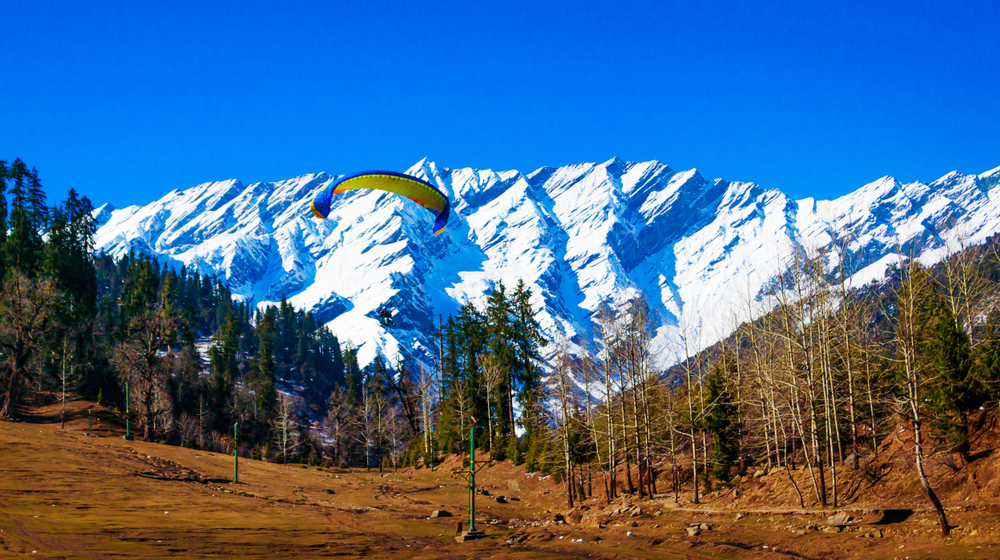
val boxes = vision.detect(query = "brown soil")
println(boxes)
[2,402,999,559]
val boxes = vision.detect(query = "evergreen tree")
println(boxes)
[27,166,49,232]
[209,302,240,428]
[705,352,741,483]
[0,160,8,279]
[4,159,41,275]
[925,298,977,457]
[485,281,515,437]
[250,309,278,421]
[343,342,362,404]
[167,341,204,419]
[456,301,488,448]
[977,318,1000,400]
[437,315,463,452]
[511,278,544,459]
[118,254,159,329]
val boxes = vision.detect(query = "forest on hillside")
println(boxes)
[572,234,1000,536]
[4,158,1000,537]
[0,158,551,472]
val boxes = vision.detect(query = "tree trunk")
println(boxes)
[620,390,634,494]
[914,416,950,536]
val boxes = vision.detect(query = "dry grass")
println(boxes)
[2,402,1000,558]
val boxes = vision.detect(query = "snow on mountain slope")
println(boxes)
[93,159,1000,368]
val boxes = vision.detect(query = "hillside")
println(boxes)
[663,231,1000,388]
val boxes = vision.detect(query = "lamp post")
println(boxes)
[451,417,486,541]
[469,422,477,532]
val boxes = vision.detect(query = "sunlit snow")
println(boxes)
[93,159,1000,371]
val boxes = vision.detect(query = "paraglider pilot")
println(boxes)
[377,305,395,327]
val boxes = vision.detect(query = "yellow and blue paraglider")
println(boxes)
[311,171,451,235]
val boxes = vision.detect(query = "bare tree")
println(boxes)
[893,258,951,536]
[272,393,302,463]
[478,353,504,456]
[177,412,201,447]
[620,299,655,497]
[579,345,612,504]
[451,375,474,453]
[353,374,387,471]
[385,403,408,472]
[553,340,577,508]
[609,310,636,495]
[675,313,705,504]
[594,301,619,500]
[113,308,176,441]
[58,335,78,429]
[941,232,994,344]
[0,273,60,419]
[320,386,353,465]
[418,364,436,465]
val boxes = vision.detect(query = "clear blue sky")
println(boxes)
[2,0,998,208]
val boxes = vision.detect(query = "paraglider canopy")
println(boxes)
[311,171,451,235]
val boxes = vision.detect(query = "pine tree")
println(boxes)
[27,166,49,232]
[511,278,544,456]
[925,298,977,458]
[4,159,41,275]
[485,282,515,437]
[0,160,8,280]
[251,310,278,421]
[457,301,488,448]
[705,352,741,483]
[977,318,1000,400]
[437,315,463,452]
[167,341,204,419]
[209,302,240,428]
[343,342,362,404]
[119,255,160,329]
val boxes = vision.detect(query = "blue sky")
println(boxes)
[2,0,998,208]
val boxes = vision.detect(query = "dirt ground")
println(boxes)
[2,402,1000,559]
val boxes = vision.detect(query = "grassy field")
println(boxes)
[3,402,1000,559]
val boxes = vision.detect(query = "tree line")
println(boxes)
[316,279,548,471]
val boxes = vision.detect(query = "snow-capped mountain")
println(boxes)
[92,159,1000,369]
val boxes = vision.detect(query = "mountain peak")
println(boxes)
[91,203,117,228]
[405,158,442,185]
[93,158,1000,369]
[601,156,627,171]
[979,165,1000,179]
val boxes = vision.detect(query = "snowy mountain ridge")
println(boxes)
[92,159,1000,369]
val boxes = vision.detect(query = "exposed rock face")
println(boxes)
[828,513,853,527]
[564,508,583,524]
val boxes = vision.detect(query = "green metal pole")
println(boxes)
[233,423,239,483]
[124,381,133,441]
[469,423,476,532]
